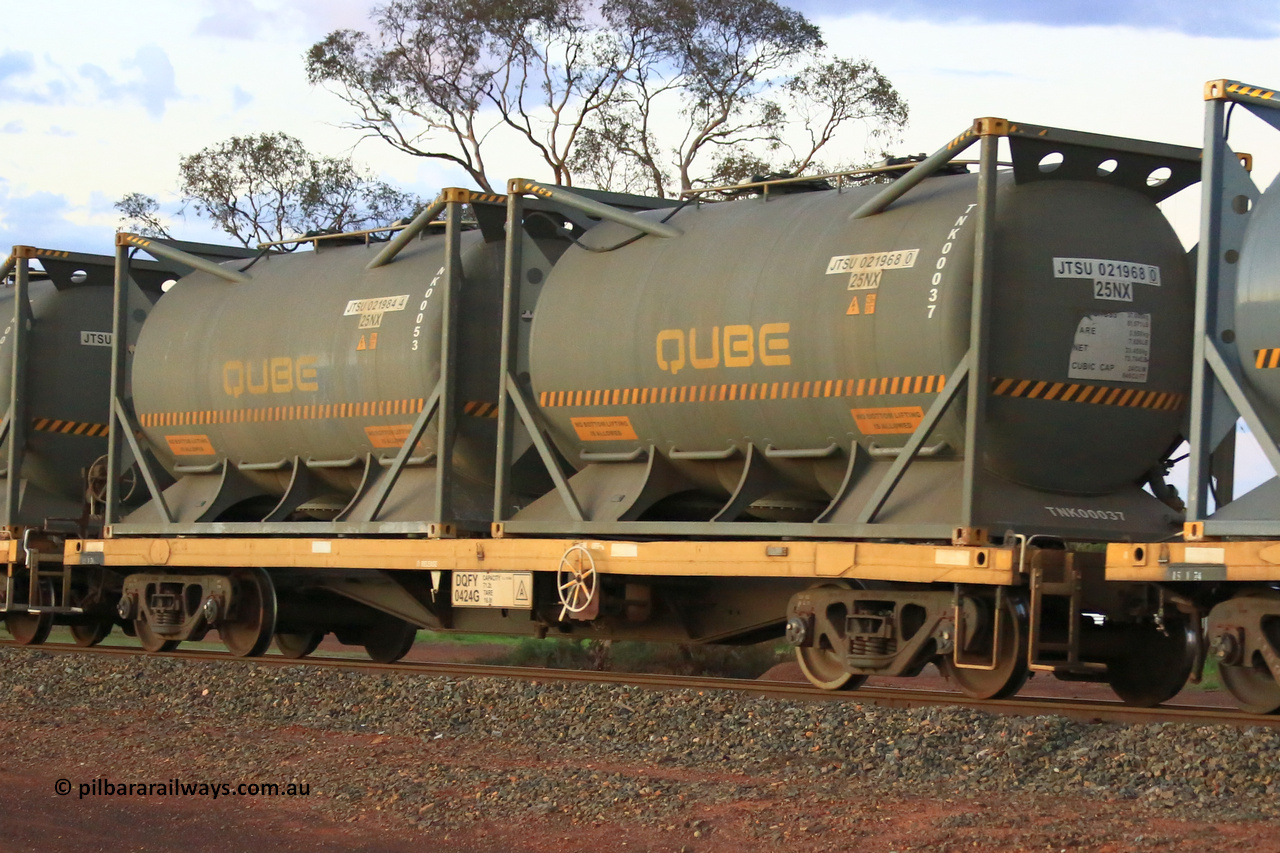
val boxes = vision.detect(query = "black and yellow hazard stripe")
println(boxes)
[442,187,508,205]
[1254,349,1280,369]
[463,401,500,418]
[1226,82,1276,100]
[138,398,503,428]
[514,180,555,198]
[538,374,947,408]
[32,418,109,437]
[990,377,1186,411]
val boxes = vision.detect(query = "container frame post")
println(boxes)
[104,240,129,527]
[3,248,33,529]
[433,194,463,523]
[959,125,1003,530]
[106,237,174,527]
[492,190,524,523]
[1187,97,1228,522]
[492,180,586,526]
[1186,80,1280,538]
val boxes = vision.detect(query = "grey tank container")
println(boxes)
[1234,172,1280,428]
[0,252,168,527]
[519,172,1192,534]
[130,232,508,526]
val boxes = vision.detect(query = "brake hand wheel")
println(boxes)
[557,545,598,621]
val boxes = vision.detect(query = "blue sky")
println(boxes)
[2,0,1279,492]
[796,0,1280,39]
[3,0,1279,253]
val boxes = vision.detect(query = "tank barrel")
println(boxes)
[117,233,250,284]
[849,120,991,220]
[365,194,449,270]
[510,179,683,239]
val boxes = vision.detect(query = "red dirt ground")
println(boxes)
[1,638,1265,852]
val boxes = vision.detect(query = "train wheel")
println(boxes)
[796,644,868,691]
[69,587,113,647]
[275,631,323,660]
[5,580,54,646]
[1106,616,1195,707]
[70,619,113,647]
[133,617,179,653]
[941,593,1030,700]
[1220,661,1280,715]
[794,580,867,691]
[1217,589,1280,714]
[363,619,417,663]
[221,569,277,658]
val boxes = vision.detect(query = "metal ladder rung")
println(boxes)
[1029,554,1083,670]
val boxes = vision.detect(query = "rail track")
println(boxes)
[3,639,1275,730]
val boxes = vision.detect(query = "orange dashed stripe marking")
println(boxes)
[990,377,1187,411]
[536,375,949,407]
[137,397,499,428]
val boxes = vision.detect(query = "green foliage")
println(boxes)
[117,133,421,248]
[113,192,173,239]
[308,0,908,196]
[174,132,421,247]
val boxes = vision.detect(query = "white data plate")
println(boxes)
[1069,312,1150,383]
[452,572,534,609]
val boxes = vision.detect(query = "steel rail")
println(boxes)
[2,641,1273,729]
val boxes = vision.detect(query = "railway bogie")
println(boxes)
[7,79,1280,716]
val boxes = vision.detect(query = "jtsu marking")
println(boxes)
[1053,257,1161,287]
[80,331,113,347]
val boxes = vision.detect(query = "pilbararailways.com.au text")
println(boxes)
[55,778,310,800]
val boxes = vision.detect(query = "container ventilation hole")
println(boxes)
[161,279,177,292]
[1146,166,1172,187]
[1096,159,1118,176]
[1232,195,1252,215]
[1038,152,1064,173]
[70,269,88,284]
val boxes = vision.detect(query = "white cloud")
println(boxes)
[0,50,73,105]
[0,182,105,252]
[78,45,180,119]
